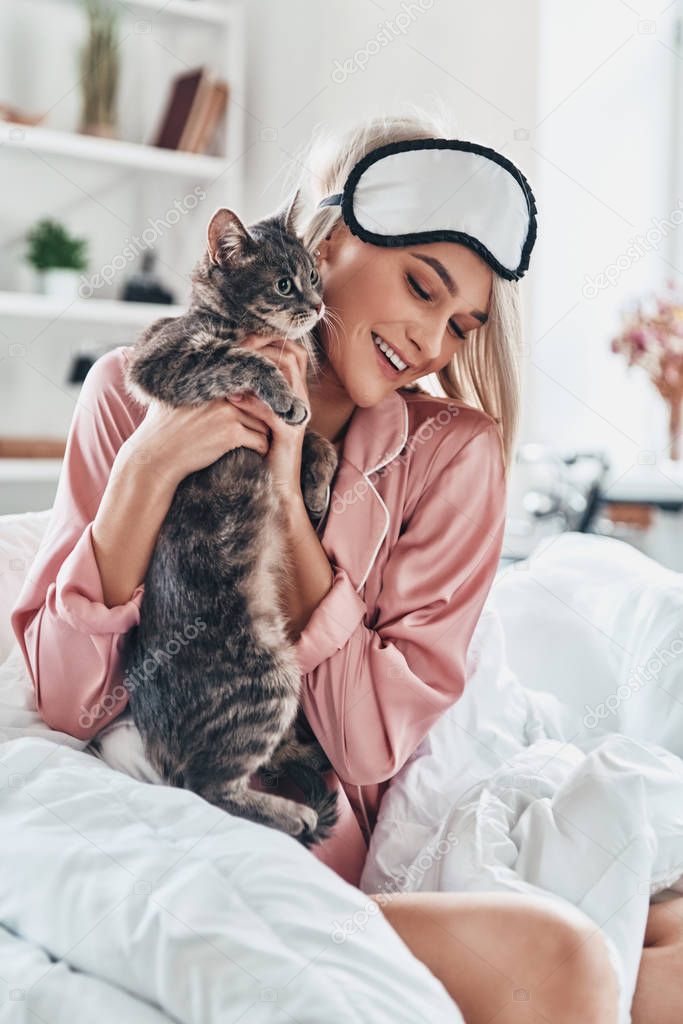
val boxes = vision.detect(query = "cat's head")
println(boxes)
[191,190,325,346]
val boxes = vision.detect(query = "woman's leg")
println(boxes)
[632,894,683,1024]
[371,891,619,1024]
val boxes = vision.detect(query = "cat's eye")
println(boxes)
[275,277,293,296]
[310,267,320,287]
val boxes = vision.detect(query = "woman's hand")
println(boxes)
[122,395,271,489]
[229,335,311,508]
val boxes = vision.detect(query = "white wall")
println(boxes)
[530,0,680,468]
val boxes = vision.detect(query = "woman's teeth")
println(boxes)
[372,332,407,372]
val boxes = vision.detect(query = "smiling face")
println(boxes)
[313,222,493,406]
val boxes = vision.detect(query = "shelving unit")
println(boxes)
[0,120,232,178]
[0,290,186,326]
[0,0,246,511]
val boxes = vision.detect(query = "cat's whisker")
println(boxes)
[319,308,344,361]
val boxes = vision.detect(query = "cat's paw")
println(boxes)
[301,433,337,518]
[302,473,329,518]
[282,396,310,426]
[292,804,319,846]
[257,380,309,425]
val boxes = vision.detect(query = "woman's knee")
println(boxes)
[373,891,619,1024]
[528,902,619,1024]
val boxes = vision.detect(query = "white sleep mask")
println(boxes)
[317,137,538,281]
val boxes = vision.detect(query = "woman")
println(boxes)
[11,110,678,1023]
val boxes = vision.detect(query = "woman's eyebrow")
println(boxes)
[408,252,489,324]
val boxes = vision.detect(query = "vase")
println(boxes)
[37,269,82,301]
[668,395,682,461]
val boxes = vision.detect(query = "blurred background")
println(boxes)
[1,0,682,568]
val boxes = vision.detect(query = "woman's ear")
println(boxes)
[315,224,341,264]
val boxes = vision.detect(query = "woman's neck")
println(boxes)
[306,361,356,452]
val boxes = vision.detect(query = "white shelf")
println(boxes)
[112,0,233,23]
[0,121,230,178]
[60,0,235,24]
[0,291,186,327]
[0,459,62,482]
[22,0,234,25]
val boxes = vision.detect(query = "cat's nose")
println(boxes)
[314,302,323,314]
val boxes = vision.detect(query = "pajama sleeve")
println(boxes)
[10,348,145,740]
[293,421,508,787]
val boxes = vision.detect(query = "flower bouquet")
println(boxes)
[610,280,683,460]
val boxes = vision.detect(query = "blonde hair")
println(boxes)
[282,105,524,474]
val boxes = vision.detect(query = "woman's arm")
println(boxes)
[225,339,337,641]
[93,447,178,609]
[284,421,508,787]
[10,346,270,740]
[278,495,334,642]
[10,350,154,738]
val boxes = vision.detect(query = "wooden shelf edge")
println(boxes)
[0,438,67,459]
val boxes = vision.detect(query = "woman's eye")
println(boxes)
[310,267,320,287]
[275,277,293,296]
[406,273,430,301]
[448,320,466,340]
[407,274,466,340]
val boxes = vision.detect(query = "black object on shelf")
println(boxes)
[67,353,97,384]
[120,251,175,305]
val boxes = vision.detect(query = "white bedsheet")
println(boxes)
[362,532,683,1024]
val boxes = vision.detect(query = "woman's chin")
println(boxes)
[345,378,391,407]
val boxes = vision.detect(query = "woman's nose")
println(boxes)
[410,328,442,365]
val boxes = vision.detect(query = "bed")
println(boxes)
[2,510,683,1023]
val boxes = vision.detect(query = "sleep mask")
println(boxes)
[317,137,538,281]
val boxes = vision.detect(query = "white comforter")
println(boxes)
[4,512,683,1024]
[362,532,683,1024]
[0,645,457,1023]
[0,510,457,1021]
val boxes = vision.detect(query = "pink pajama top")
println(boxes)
[11,346,507,888]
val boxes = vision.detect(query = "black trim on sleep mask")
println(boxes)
[317,137,538,281]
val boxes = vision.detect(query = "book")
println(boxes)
[183,80,229,154]
[152,68,207,151]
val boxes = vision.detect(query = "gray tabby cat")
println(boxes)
[121,191,340,845]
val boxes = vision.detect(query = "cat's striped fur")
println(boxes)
[121,193,339,845]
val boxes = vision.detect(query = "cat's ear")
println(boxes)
[273,188,303,236]
[207,208,254,265]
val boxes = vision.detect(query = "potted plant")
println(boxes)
[25,219,88,300]
[611,279,683,460]
[80,0,119,138]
